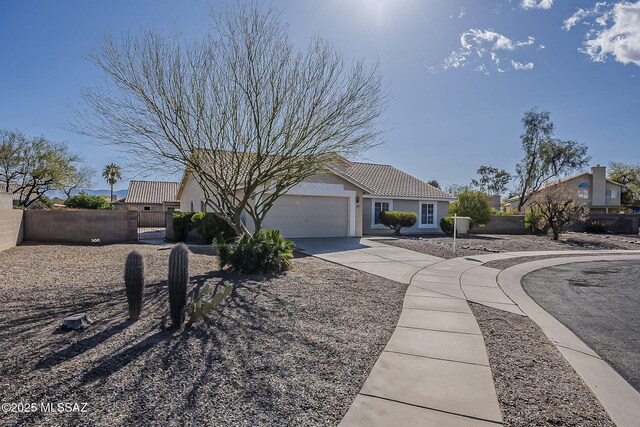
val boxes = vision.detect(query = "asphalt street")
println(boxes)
[522,260,640,392]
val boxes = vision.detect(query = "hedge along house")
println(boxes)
[123,180,181,212]
[177,159,455,238]
[506,165,625,214]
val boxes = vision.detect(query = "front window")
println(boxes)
[421,203,435,225]
[577,188,589,199]
[200,200,206,212]
[374,201,390,225]
[606,189,617,198]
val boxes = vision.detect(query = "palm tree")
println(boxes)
[102,163,122,203]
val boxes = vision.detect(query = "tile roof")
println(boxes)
[125,180,179,204]
[342,162,454,200]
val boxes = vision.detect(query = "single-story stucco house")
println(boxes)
[123,180,181,212]
[506,165,625,213]
[177,160,455,238]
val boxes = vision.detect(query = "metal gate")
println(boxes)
[137,211,166,240]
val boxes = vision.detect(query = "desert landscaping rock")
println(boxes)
[470,302,614,427]
[0,243,406,426]
[378,233,640,260]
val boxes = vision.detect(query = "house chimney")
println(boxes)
[591,165,606,206]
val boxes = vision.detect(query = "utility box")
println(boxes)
[455,216,472,235]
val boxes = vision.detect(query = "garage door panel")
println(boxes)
[264,195,348,238]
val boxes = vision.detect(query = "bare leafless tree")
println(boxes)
[530,184,587,240]
[72,3,387,235]
[62,165,95,198]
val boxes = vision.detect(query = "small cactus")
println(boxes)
[124,250,145,321]
[168,244,189,327]
[185,284,232,327]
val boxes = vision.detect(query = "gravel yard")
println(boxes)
[0,243,406,426]
[470,303,614,427]
[377,232,640,260]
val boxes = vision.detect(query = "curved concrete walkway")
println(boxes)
[296,238,640,426]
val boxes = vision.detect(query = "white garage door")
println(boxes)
[263,195,349,238]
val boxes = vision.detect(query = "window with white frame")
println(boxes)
[577,188,589,199]
[373,200,391,225]
[420,202,435,227]
[605,189,617,198]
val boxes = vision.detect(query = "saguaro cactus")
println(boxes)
[124,250,145,321]
[168,243,189,327]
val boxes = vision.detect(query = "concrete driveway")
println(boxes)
[293,238,443,284]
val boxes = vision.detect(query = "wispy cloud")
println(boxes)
[521,0,554,10]
[511,60,535,70]
[441,29,537,74]
[563,1,640,67]
[450,7,466,20]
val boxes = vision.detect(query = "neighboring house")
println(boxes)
[177,160,455,238]
[507,165,624,213]
[123,180,181,212]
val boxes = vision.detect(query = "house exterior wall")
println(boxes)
[0,192,12,210]
[123,203,164,212]
[0,208,23,252]
[178,172,364,237]
[362,198,450,235]
[591,166,606,206]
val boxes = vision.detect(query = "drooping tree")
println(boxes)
[102,163,122,203]
[471,165,512,196]
[514,109,590,211]
[73,3,387,236]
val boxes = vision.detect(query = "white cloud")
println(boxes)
[562,2,609,31]
[564,1,640,67]
[442,29,537,74]
[522,0,554,10]
[511,60,535,70]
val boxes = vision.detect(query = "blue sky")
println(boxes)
[1,0,638,192]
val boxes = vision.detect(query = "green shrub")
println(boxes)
[217,229,295,274]
[524,207,545,234]
[440,217,454,235]
[64,192,111,210]
[191,212,236,244]
[450,190,492,228]
[379,210,418,235]
[172,212,196,241]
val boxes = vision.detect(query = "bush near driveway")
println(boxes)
[217,229,295,274]
[191,212,237,244]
